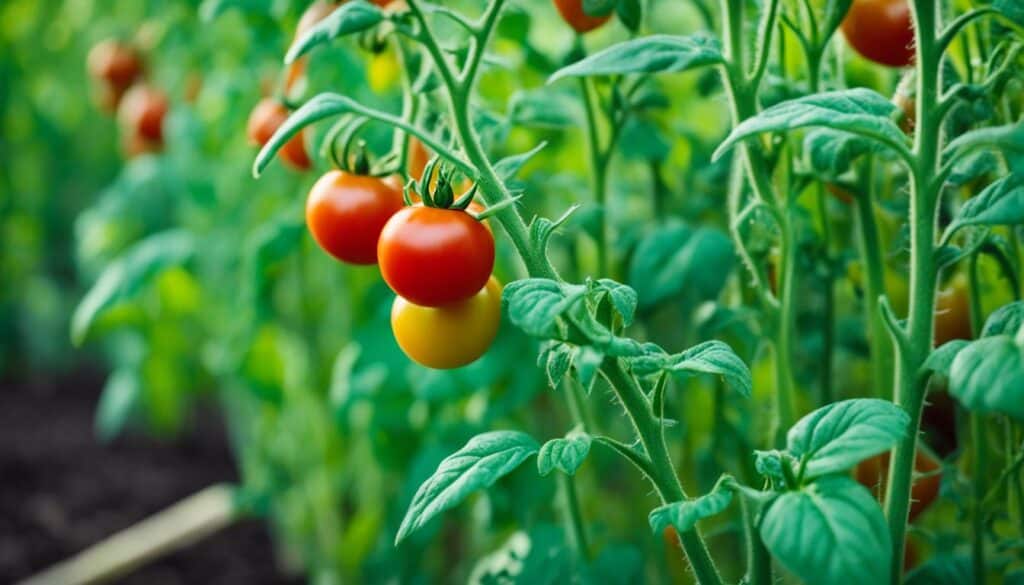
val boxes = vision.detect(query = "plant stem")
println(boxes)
[853,158,892,399]
[559,473,591,561]
[884,1,942,582]
[741,496,772,585]
[968,254,988,583]
[579,75,611,278]
[816,185,835,406]
[601,358,723,585]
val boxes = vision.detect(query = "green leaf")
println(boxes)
[615,0,642,32]
[648,476,733,535]
[921,340,970,378]
[198,0,265,22]
[628,223,734,310]
[714,89,906,161]
[786,399,909,480]
[949,335,1024,420]
[494,142,548,180]
[503,279,587,338]
[982,301,1024,337]
[951,174,1024,230]
[539,342,574,388]
[946,121,1024,159]
[905,554,973,585]
[761,476,891,584]
[804,128,880,178]
[591,279,638,326]
[95,367,141,441]
[71,230,195,345]
[548,34,724,83]
[508,88,581,128]
[529,205,579,257]
[631,340,751,397]
[582,0,616,17]
[994,0,1024,26]
[574,346,604,390]
[537,430,592,476]
[284,1,385,64]
[396,431,540,544]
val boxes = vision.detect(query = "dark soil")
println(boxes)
[0,367,300,585]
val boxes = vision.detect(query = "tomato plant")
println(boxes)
[14,0,1023,583]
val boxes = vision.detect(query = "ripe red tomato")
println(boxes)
[841,0,915,67]
[553,0,612,34]
[391,276,502,369]
[306,170,404,264]
[87,39,144,92]
[118,85,168,145]
[934,276,972,347]
[246,98,312,171]
[378,205,495,307]
[854,447,941,522]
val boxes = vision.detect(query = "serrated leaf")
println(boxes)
[549,34,723,83]
[537,431,592,476]
[503,279,587,338]
[396,431,539,544]
[982,301,1024,337]
[761,476,891,584]
[951,174,1024,230]
[591,279,638,326]
[949,336,1024,420]
[541,342,574,388]
[648,476,733,535]
[508,88,581,128]
[714,89,905,161]
[574,346,604,390]
[631,341,751,397]
[284,1,384,64]
[804,127,880,178]
[786,399,909,480]
[72,230,195,345]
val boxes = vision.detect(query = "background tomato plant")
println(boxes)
[3,0,1024,583]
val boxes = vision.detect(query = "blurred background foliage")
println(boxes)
[1,0,975,582]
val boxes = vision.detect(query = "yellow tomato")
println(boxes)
[391,276,501,369]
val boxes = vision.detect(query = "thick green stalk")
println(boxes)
[559,473,590,560]
[601,359,723,585]
[883,1,942,582]
[816,186,835,406]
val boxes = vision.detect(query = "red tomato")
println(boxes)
[87,39,144,92]
[554,0,612,34]
[306,170,404,264]
[391,276,502,369]
[407,136,431,182]
[378,205,495,307]
[118,85,168,145]
[841,0,915,67]
[854,447,941,522]
[246,98,311,171]
[934,276,972,347]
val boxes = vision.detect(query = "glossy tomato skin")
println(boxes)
[87,39,144,91]
[841,0,915,67]
[118,85,168,146]
[306,171,404,265]
[391,276,502,369]
[554,0,612,34]
[378,206,495,307]
[855,448,941,522]
[247,98,311,171]
[934,276,972,347]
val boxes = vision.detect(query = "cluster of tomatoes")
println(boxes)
[87,39,170,158]
[244,0,500,370]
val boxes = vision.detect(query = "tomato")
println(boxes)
[87,39,144,92]
[391,276,502,369]
[378,205,495,307]
[407,136,431,181]
[841,0,915,68]
[306,170,404,264]
[117,85,168,146]
[553,0,612,34]
[854,447,941,522]
[921,387,958,458]
[934,275,972,347]
[246,98,312,172]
